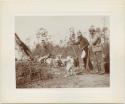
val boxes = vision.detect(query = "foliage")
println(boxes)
[16,61,53,88]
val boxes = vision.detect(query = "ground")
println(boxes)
[16,62,110,88]
[23,73,109,88]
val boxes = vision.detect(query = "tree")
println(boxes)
[36,27,50,43]
[69,27,76,43]
[34,27,53,56]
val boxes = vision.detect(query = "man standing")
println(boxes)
[89,26,105,74]
[72,31,93,71]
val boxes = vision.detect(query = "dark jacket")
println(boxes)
[73,35,89,50]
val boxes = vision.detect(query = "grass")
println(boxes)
[16,60,53,88]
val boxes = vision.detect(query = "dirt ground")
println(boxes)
[22,73,109,88]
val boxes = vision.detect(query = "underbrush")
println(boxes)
[16,60,53,88]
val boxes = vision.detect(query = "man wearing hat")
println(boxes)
[89,26,105,74]
[72,30,93,71]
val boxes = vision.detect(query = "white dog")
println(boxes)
[64,56,76,77]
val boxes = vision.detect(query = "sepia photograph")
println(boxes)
[0,0,125,103]
[15,16,110,88]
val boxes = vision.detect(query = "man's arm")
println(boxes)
[72,41,80,45]
[70,37,80,45]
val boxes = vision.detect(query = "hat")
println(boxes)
[89,25,96,32]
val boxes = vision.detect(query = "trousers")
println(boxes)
[83,47,93,70]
